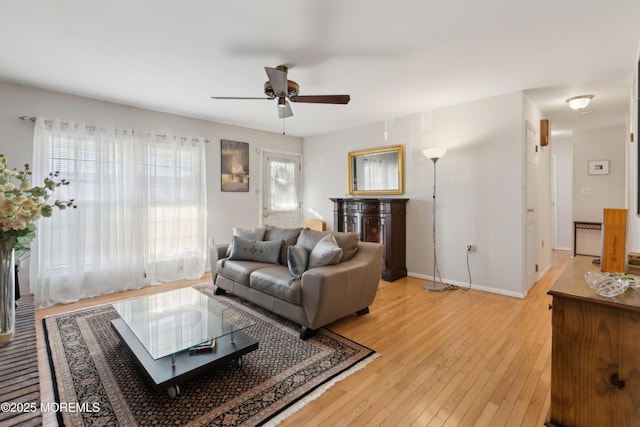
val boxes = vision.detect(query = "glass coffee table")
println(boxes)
[111,287,258,398]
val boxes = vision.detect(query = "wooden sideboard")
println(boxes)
[330,198,408,281]
[546,256,640,426]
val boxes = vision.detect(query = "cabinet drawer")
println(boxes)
[346,202,383,213]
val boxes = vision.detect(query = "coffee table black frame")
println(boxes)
[112,318,258,397]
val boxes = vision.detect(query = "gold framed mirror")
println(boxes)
[348,145,404,195]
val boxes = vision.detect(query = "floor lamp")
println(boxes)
[423,147,448,291]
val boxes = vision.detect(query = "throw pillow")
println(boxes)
[228,235,282,264]
[297,228,331,253]
[225,226,267,257]
[308,234,343,268]
[333,232,359,262]
[287,245,309,280]
[264,226,304,265]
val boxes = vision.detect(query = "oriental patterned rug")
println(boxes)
[43,283,377,426]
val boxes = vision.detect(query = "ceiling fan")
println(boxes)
[211,65,350,119]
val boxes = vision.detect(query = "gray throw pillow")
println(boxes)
[308,234,343,268]
[287,245,309,280]
[333,232,359,262]
[297,228,331,253]
[264,226,303,265]
[225,226,267,257]
[228,235,282,264]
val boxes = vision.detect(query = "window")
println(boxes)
[31,118,207,306]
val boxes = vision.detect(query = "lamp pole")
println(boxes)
[422,147,447,292]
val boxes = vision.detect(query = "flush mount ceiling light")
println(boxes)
[566,95,594,110]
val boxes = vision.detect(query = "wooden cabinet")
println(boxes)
[546,256,640,426]
[330,198,408,281]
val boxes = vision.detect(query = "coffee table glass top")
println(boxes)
[112,287,254,360]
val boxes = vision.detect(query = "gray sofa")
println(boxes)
[210,226,383,339]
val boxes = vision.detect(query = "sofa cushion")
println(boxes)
[228,235,282,264]
[287,245,309,280]
[296,228,331,253]
[333,232,359,262]
[216,258,270,286]
[309,234,343,268]
[225,226,267,257]
[264,226,303,264]
[250,266,302,305]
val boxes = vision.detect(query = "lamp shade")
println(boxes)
[566,95,593,110]
[422,147,448,160]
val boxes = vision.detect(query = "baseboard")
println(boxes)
[537,263,552,282]
[407,272,526,299]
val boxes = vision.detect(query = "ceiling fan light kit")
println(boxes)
[211,65,350,120]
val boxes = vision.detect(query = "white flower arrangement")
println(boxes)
[0,154,76,253]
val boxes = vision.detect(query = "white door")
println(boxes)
[261,151,302,227]
[526,122,538,290]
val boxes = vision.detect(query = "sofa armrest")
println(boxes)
[300,242,383,329]
[209,243,230,276]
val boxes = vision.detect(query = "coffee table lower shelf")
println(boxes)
[111,318,259,397]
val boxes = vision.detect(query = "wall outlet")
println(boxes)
[467,244,474,253]
[581,187,592,195]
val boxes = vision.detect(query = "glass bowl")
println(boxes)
[584,272,630,297]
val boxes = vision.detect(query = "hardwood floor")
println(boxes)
[35,251,572,426]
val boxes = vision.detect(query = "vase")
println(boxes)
[0,245,15,345]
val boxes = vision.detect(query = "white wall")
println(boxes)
[304,91,544,297]
[572,125,626,224]
[0,82,302,292]
[550,134,573,250]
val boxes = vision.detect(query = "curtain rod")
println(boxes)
[19,115,210,143]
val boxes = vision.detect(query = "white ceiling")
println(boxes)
[1,1,639,138]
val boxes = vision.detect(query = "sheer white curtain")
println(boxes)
[363,159,384,190]
[31,117,207,307]
[268,159,298,211]
[140,133,208,284]
[363,157,398,190]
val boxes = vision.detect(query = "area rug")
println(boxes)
[43,283,377,426]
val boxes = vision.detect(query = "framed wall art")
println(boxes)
[588,159,609,176]
[220,139,249,192]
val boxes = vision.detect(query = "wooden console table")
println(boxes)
[546,256,640,426]
[573,221,601,257]
[331,198,408,281]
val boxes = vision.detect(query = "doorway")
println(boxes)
[525,121,538,290]
[261,150,302,227]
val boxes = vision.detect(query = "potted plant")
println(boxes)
[0,154,75,345]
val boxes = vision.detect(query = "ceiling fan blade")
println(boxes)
[278,100,293,119]
[289,95,351,104]
[265,67,288,97]
[211,96,271,100]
